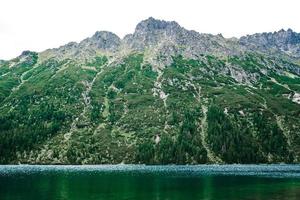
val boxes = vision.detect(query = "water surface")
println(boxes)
[0,165,300,200]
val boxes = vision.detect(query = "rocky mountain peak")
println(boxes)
[91,31,120,41]
[37,18,300,63]
[80,31,121,51]
[124,17,240,63]
[135,17,181,33]
[40,31,121,61]
[276,28,300,44]
[240,29,299,45]
[7,50,39,67]
[18,50,37,60]
[239,28,300,57]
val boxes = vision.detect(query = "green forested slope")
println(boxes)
[0,51,299,164]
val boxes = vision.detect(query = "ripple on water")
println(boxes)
[0,164,300,178]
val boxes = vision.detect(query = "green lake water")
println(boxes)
[0,165,300,200]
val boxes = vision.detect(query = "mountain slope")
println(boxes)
[0,18,299,164]
[240,29,300,59]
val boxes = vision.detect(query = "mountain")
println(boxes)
[0,17,299,164]
[240,29,300,59]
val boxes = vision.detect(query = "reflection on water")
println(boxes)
[0,165,300,200]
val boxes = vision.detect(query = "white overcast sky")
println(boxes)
[0,0,299,60]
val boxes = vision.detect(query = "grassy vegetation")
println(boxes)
[0,52,299,164]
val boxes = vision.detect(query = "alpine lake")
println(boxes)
[0,165,300,200]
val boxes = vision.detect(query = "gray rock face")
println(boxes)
[80,31,121,51]
[20,50,35,57]
[239,29,300,58]
[124,17,182,49]
[41,31,121,61]
[135,17,181,33]
[37,17,300,64]
[123,17,240,65]
[17,51,38,66]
